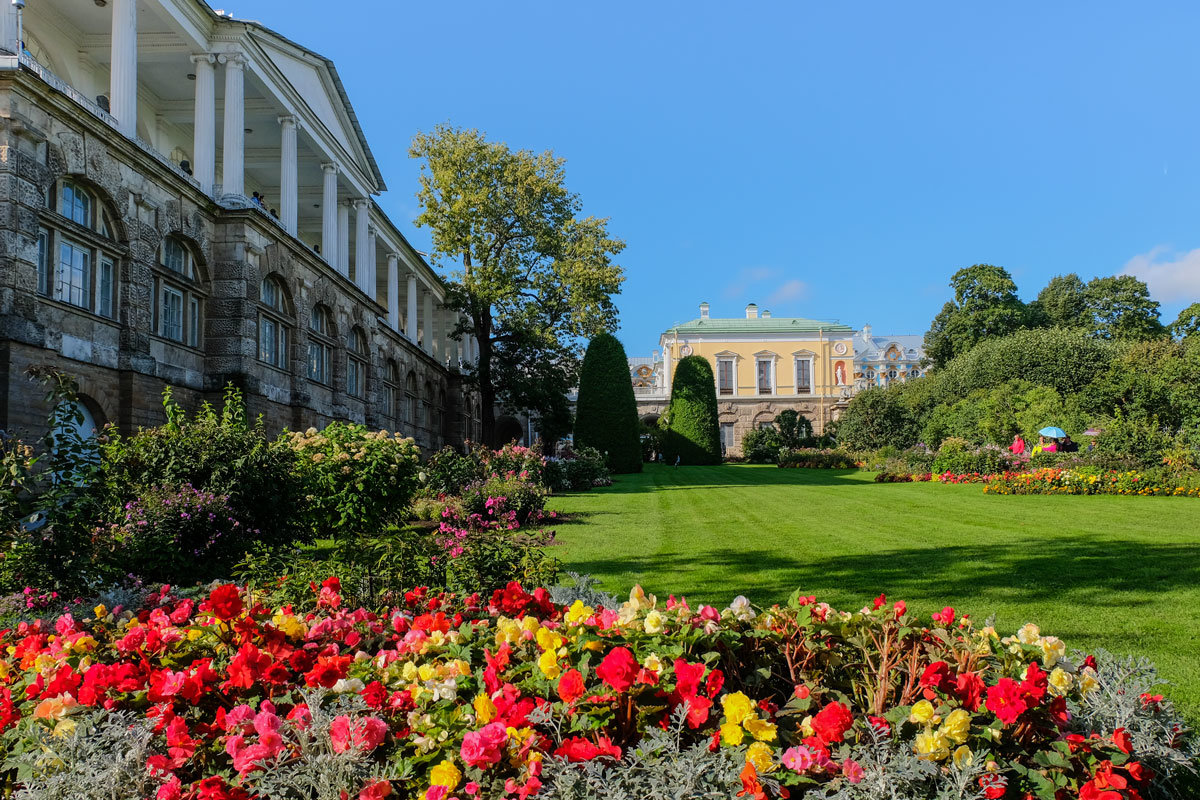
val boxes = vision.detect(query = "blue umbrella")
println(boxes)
[1039,426,1067,438]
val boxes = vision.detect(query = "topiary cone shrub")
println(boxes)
[664,355,721,465]
[574,333,643,474]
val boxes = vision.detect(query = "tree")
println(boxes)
[774,409,814,449]
[834,387,920,450]
[1083,276,1166,341]
[662,356,721,465]
[1170,302,1200,340]
[923,265,1029,367]
[574,333,642,473]
[410,125,626,446]
[1030,273,1089,329]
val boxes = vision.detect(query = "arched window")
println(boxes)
[258,275,291,369]
[383,360,401,422]
[39,179,120,318]
[153,236,205,346]
[422,380,433,429]
[307,305,334,384]
[405,372,418,424]
[347,327,368,398]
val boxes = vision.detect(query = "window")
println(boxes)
[717,358,735,396]
[37,230,48,295]
[307,306,333,384]
[756,359,773,395]
[795,357,813,395]
[60,181,90,227]
[406,372,418,424]
[719,422,735,452]
[422,381,433,428]
[40,181,120,318]
[56,240,91,308]
[888,369,898,380]
[383,361,401,421]
[153,237,204,347]
[258,276,290,368]
[98,257,114,319]
[347,327,368,398]
[161,286,184,342]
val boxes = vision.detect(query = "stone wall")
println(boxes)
[0,71,475,448]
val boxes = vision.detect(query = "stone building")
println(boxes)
[852,326,927,390]
[0,0,480,448]
[636,302,856,455]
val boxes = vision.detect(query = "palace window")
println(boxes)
[422,381,433,428]
[383,360,401,421]
[756,358,774,395]
[258,276,291,368]
[39,180,120,319]
[307,305,333,384]
[719,422,735,452]
[152,236,204,346]
[347,327,368,398]
[795,356,813,395]
[406,372,418,424]
[717,358,735,396]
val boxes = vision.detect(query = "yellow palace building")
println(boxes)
[636,302,857,455]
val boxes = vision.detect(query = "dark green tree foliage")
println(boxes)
[1082,276,1166,341]
[924,265,1029,367]
[741,428,783,463]
[574,333,643,473]
[663,356,721,465]
[833,387,921,450]
[774,409,814,449]
[1030,273,1089,329]
[1169,302,1200,340]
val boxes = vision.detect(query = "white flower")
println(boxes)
[331,677,364,694]
[727,595,756,622]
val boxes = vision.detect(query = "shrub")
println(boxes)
[742,427,784,463]
[284,422,421,537]
[574,333,643,474]
[460,474,548,526]
[420,446,484,497]
[835,387,921,450]
[778,448,859,469]
[662,355,721,465]
[1094,412,1175,469]
[930,438,1019,475]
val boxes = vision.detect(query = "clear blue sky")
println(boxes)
[236,0,1200,354]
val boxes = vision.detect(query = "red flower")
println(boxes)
[931,606,956,627]
[919,661,952,697]
[1113,727,1133,754]
[811,701,853,744]
[595,647,639,693]
[304,655,350,688]
[985,677,1028,725]
[553,735,622,762]
[358,781,392,800]
[1021,662,1047,703]
[736,762,768,800]
[705,668,725,698]
[557,669,585,704]
[208,584,243,621]
[953,671,985,711]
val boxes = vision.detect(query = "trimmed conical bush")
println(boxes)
[574,333,643,473]
[663,355,721,465]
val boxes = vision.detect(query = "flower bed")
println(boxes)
[982,468,1200,497]
[0,581,1195,799]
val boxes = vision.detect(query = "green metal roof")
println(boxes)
[666,317,855,335]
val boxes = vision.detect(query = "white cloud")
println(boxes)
[768,279,809,305]
[1120,246,1200,304]
[721,266,781,299]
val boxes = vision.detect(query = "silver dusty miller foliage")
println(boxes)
[547,571,619,610]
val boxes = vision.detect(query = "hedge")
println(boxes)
[574,333,643,474]
[663,355,721,465]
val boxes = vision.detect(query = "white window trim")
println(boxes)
[161,284,184,342]
[716,356,738,397]
[794,355,815,396]
[754,357,776,396]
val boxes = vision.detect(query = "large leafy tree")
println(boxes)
[1082,275,1165,341]
[1030,273,1089,329]
[574,333,642,473]
[924,264,1029,367]
[410,125,626,445]
[1169,302,1200,340]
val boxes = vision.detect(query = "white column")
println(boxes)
[406,274,418,342]
[353,199,370,294]
[190,55,216,194]
[321,163,338,267]
[366,225,378,301]
[443,311,454,365]
[219,53,247,200]
[663,345,673,395]
[387,254,400,331]
[278,115,299,235]
[110,0,138,137]
[337,201,350,277]
[423,290,435,355]
[0,4,18,56]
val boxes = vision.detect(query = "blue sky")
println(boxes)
[236,1,1200,354]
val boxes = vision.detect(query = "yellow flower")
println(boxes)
[538,648,561,680]
[745,741,774,773]
[52,718,77,738]
[536,627,564,652]
[474,692,497,724]
[721,721,745,746]
[914,729,951,761]
[643,654,664,672]
[1040,636,1066,668]
[1048,668,1074,696]
[644,610,665,635]
[721,692,755,726]
[401,662,419,682]
[417,663,437,682]
[186,627,203,642]
[940,709,971,745]
[429,759,462,790]
[908,700,935,725]
[952,745,974,769]
[565,600,593,625]
[93,604,107,619]
[1017,623,1041,645]
[744,717,777,742]
[1079,667,1100,695]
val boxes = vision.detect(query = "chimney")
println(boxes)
[699,301,710,320]
[745,303,758,319]
[762,309,772,319]
[862,323,872,339]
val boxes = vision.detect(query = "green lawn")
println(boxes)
[549,463,1200,718]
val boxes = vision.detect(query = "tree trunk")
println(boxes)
[477,308,499,447]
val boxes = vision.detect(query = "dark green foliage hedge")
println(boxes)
[741,427,783,463]
[663,356,721,465]
[574,333,643,474]
[833,387,921,450]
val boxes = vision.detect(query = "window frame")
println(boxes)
[257,276,291,370]
[38,182,121,320]
[346,327,368,399]
[794,355,814,396]
[755,358,774,396]
[383,361,401,422]
[307,306,334,385]
[151,236,206,349]
[717,357,736,396]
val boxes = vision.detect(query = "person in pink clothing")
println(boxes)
[1009,434,1026,455]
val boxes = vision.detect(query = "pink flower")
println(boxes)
[842,758,865,783]
[330,716,389,753]
[460,721,508,768]
[782,745,816,772]
[424,787,448,800]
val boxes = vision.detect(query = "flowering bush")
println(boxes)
[982,467,1200,497]
[543,446,610,492]
[778,449,859,470]
[0,580,1193,799]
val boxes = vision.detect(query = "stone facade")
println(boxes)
[0,69,477,447]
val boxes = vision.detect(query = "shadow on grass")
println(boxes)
[589,464,871,495]
[565,537,1200,610]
